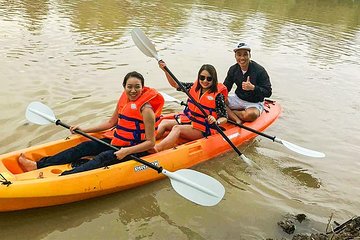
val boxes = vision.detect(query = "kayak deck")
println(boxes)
[0,101,281,211]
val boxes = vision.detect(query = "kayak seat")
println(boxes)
[2,157,24,174]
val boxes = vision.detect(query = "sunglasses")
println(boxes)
[199,75,213,82]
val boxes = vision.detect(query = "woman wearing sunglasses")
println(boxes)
[154,61,228,152]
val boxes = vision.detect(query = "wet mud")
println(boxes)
[268,214,360,240]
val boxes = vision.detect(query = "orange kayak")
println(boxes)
[0,101,281,212]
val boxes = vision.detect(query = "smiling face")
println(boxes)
[235,49,251,70]
[125,77,143,101]
[198,70,214,90]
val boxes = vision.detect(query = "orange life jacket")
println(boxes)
[160,112,191,125]
[174,111,191,124]
[104,87,164,147]
[187,83,228,136]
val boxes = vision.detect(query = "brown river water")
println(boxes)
[0,0,359,239]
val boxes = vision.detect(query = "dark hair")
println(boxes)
[195,64,218,93]
[123,71,145,87]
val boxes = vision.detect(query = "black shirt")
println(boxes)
[223,60,272,103]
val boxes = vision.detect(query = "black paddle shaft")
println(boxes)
[163,66,244,157]
[55,120,163,173]
[228,120,276,141]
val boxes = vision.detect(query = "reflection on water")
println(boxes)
[0,182,166,239]
[64,0,131,45]
[282,166,321,188]
[22,0,49,33]
[1,0,360,239]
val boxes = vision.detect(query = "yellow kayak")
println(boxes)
[0,101,281,212]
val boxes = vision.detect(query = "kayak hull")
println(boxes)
[0,102,281,211]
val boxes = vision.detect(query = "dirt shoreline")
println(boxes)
[267,214,360,240]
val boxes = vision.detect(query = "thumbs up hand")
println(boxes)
[242,76,255,91]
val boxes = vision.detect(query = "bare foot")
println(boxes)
[18,153,37,172]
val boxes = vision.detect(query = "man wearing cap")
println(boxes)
[224,42,272,122]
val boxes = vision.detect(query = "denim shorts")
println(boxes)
[227,94,264,113]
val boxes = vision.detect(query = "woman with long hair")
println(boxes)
[154,61,228,152]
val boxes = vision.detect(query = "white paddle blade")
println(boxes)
[163,169,225,206]
[26,101,57,125]
[131,28,160,61]
[160,91,183,104]
[279,139,325,158]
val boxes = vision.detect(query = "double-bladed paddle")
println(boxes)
[25,101,225,206]
[160,92,325,158]
[131,28,255,167]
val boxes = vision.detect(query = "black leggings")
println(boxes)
[36,138,147,175]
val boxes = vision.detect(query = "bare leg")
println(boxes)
[226,106,242,124]
[156,119,178,140]
[233,107,260,122]
[155,125,203,152]
[18,153,37,172]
